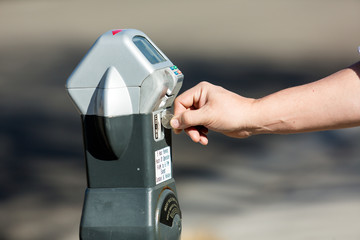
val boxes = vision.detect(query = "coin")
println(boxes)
[161,113,174,129]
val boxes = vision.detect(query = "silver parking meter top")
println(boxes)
[66,29,183,117]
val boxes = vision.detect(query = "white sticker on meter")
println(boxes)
[155,146,172,185]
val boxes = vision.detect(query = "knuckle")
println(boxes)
[181,111,193,125]
[198,81,211,88]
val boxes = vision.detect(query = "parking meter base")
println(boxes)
[80,181,181,240]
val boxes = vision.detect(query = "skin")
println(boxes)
[170,62,360,145]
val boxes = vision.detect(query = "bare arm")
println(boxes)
[171,62,360,145]
[252,62,360,134]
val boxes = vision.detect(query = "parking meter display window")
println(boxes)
[133,36,166,64]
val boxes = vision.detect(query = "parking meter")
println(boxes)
[66,29,183,240]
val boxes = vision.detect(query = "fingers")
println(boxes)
[171,107,209,130]
[173,83,203,115]
[185,126,209,145]
[171,82,211,129]
[172,125,209,145]
[173,128,183,134]
[173,81,211,116]
[171,81,213,145]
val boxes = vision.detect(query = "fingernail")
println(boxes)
[170,118,180,128]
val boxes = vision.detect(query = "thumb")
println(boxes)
[171,108,208,129]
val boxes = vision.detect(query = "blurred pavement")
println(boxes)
[0,1,360,239]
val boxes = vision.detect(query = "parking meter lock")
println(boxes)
[66,29,183,240]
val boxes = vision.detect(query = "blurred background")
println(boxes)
[1,0,360,239]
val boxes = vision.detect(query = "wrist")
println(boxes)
[231,96,266,138]
[245,98,278,136]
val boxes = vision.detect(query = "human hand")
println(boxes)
[170,81,256,145]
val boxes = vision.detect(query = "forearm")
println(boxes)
[250,62,360,135]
